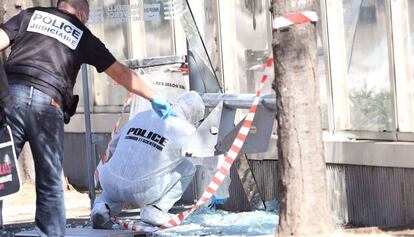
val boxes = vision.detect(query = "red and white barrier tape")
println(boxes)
[273,11,318,29]
[113,218,159,233]
[94,92,134,186]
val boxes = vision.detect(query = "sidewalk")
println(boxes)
[3,183,91,224]
[4,184,414,236]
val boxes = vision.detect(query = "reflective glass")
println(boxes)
[73,0,176,106]
[179,0,222,93]
[399,2,414,132]
[219,0,328,128]
[219,0,274,95]
[342,0,392,131]
[410,3,414,85]
[317,23,329,130]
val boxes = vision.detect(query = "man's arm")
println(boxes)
[104,61,154,101]
[0,29,11,51]
[104,61,174,119]
[0,29,9,126]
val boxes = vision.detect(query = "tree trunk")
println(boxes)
[271,0,333,236]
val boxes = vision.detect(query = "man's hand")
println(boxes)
[63,95,79,124]
[151,97,174,120]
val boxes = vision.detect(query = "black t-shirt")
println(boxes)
[0,7,116,104]
[0,64,9,106]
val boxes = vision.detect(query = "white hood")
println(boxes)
[172,91,205,126]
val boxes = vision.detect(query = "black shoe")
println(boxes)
[91,212,114,229]
[91,203,113,229]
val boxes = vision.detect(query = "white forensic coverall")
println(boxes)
[92,91,205,227]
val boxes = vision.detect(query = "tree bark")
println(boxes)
[271,0,334,236]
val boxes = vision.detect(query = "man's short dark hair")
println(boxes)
[57,0,89,9]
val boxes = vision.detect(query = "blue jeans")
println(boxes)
[3,84,66,236]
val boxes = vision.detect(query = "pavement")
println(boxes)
[4,184,414,236]
[3,183,91,225]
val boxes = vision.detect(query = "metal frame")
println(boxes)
[186,0,220,85]
[81,64,96,208]
[216,0,225,89]
[396,132,414,142]
[125,55,186,69]
[320,0,336,134]
[182,93,276,158]
[331,130,395,141]
[385,0,399,140]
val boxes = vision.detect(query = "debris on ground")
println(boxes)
[5,184,414,236]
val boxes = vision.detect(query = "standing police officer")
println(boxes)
[0,0,173,236]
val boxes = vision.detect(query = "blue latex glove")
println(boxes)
[150,97,175,120]
[208,195,228,210]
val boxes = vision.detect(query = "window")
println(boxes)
[327,0,393,132]
[218,0,274,95]
[74,0,178,107]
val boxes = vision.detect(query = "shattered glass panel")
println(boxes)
[174,0,222,93]
[342,0,392,131]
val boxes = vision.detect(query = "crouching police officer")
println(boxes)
[0,0,173,236]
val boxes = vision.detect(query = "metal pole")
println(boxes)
[81,64,95,208]
[201,93,276,109]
